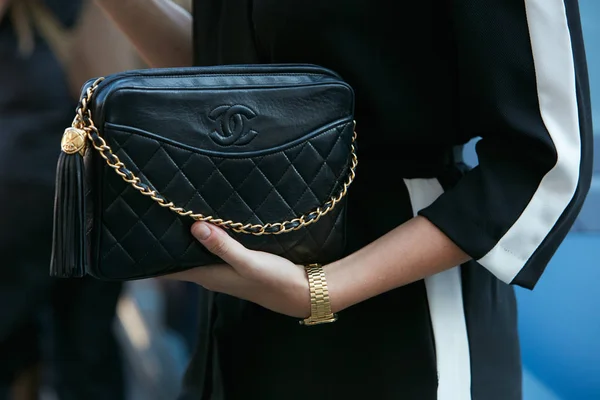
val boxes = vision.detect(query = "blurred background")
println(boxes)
[0,0,597,399]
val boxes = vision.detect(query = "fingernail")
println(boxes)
[193,223,212,240]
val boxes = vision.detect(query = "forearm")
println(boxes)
[94,0,192,67]
[326,216,470,313]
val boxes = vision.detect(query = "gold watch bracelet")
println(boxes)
[300,263,337,326]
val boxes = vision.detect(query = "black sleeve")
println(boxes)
[418,0,594,289]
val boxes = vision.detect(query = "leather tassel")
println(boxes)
[49,127,88,278]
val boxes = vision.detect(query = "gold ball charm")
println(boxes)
[61,127,87,155]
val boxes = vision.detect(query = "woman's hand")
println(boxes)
[166,222,311,319]
[168,216,470,320]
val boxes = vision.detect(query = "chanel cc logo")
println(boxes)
[208,105,258,146]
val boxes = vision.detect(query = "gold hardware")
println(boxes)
[300,263,337,326]
[70,77,358,236]
[61,127,87,156]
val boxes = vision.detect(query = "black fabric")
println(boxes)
[180,160,440,400]
[417,0,593,289]
[80,65,355,280]
[512,0,593,288]
[460,262,522,400]
[192,0,259,66]
[182,0,591,399]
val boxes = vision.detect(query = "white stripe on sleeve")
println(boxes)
[478,0,582,284]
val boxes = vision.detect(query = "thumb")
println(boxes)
[192,222,255,268]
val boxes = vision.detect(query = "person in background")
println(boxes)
[0,1,137,398]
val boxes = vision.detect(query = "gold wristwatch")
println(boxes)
[300,263,338,326]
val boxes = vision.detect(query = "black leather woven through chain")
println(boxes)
[82,64,356,281]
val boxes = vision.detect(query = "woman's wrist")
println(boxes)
[322,263,376,316]
[293,265,311,319]
[324,216,471,315]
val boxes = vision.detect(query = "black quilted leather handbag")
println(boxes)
[50,64,357,281]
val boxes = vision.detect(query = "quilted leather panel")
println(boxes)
[91,120,353,280]
[83,64,355,280]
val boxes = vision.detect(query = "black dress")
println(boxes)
[180,1,593,399]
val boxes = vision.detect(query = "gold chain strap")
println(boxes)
[70,77,358,236]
